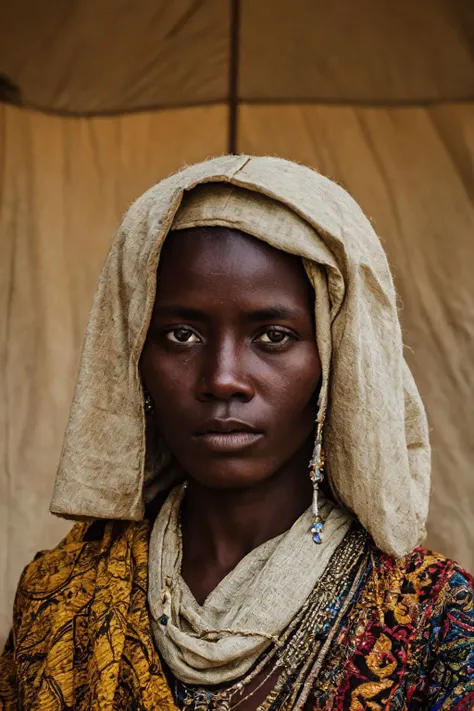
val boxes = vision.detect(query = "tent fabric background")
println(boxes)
[1,0,473,647]
[1,0,474,113]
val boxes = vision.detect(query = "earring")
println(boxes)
[309,418,325,544]
[144,391,154,415]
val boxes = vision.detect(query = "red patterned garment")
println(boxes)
[310,545,474,710]
[0,520,473,710]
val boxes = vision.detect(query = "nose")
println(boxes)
[197,336,255,403]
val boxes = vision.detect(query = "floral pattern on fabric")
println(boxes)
[311,549,474,710]
[0,521,473,710]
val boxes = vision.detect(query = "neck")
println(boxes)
[180,443,313,603]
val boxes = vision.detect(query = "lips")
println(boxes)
[193,419,264,453]
[195,418,261,435]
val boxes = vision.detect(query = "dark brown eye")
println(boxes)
[256,328,292,346]
[166,327,200,344]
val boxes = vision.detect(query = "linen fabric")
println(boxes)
[50,154,431,558]
[148,485,352,685]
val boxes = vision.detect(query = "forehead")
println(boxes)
[155,227,312,306]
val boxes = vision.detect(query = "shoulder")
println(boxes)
[4,519,154,706]
[386,551,474,702]
[16,519,150,607]
[371,545,473,627]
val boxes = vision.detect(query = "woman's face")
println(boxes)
[140,227,321,490]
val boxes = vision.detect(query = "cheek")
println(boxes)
[272,378,318,430]
[140,345,194,403]
[266,347,321,416]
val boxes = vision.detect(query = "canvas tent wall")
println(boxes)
[1,0,473,646]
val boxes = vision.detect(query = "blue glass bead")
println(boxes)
[159,615,168,626]
[312,532,322,544]
[311,521,323,532]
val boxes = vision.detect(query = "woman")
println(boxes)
[1,155,473,710]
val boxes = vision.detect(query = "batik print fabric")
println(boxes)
[0,521,473,711]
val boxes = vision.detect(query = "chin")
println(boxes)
[184,460,274,491]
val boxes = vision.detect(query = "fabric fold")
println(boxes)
[148,485,353,685]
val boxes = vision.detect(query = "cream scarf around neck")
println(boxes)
[148,485,353,685]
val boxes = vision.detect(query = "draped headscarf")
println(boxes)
[50,155,431,559]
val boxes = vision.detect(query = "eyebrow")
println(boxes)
[153,305,211,322]
[152,304,306,322]
[244,306,306,322]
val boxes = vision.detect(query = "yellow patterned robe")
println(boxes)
[0,520,176,710]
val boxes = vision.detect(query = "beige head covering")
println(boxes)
[50,154,430,558]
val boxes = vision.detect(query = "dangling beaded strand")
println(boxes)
[309,418,325,544]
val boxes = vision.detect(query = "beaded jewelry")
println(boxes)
[173,526,368,711]
[144,391,154,415]
[308,417,325,544]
